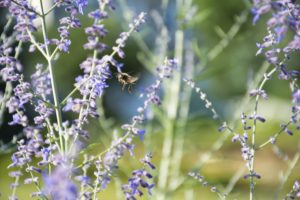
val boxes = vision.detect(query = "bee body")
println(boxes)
[117,72,139,92]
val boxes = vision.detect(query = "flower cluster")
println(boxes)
[0,1,156,199]
[183,78,219,119]
[188,171,226,198]
[253,0,300,79]
[63,12,147,134]
[75,58,177,195]
[55,0,89,52]
[0,0,38,42]
[285,181,300,199]
[122,153,155,200]
[1,0,300,199]
[43,164,78,199]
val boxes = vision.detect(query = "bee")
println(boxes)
[116,72,139,92]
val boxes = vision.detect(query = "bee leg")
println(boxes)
[122,84,126,91]
[128,85,132,93]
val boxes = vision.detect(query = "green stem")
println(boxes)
[76,49,98,127]
[224,167,245,196]
[11,175,19,199]
[207,11,248,62]
[60,73,95,106]
[275,148,300,200]
[157,30,183,199]
[169,32,190,191]
[0,82,12,126]
[44,2,59,16]
[0,16,13,40]
[157,120,174,200]
[39,0,64,152]
[23,153,48,200]
[26,27,48,59]
[68,50,98,153]
[249,67,277,200]
[170,62,270,193]
[194,11,248,79]
[67,1,112,153]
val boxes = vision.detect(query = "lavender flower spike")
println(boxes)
[122,153,155,199]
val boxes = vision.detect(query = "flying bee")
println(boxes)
[116,72,139,92]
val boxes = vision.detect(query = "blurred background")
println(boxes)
[0,0,300,199]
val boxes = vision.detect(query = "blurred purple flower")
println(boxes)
[43,165,78,200]
[293,89,300,106]
[122,154,155,199]
[75,0,88,14]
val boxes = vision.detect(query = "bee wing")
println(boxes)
[130,76,139,83]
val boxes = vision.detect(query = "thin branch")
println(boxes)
[44,2,59,16]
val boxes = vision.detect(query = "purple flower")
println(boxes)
[0,0,10,7]
[53,1,84,53]
[13,81,33,107]
[0,55,22,82]
[83,36,108,51]
[58,24,70,38]
[58,39,71,52]
[92,158,111,191]
[251,3,271,25]
[253,0,300,81]
[63,98,84,113]
[231,134,240,143]
[6,97,20,113]
[284,35,300,53]
[75,0,88,14]
[287,180,300,198]
[9,112,28,127]
[88,9,108,20]
[249,89,268,100]
[281,124,293,136]
[293,181,300,194]
[73,56,112,125]
[24,177,38,184]
[243,172,261,179]
[34,100,53,125]
[110,13,147,60]
[255,31,276,56]
[83,3,111,52]
[274,25,288,42]
[141,153,155,170]
[79,58,176,194]
[85,25,108,37]
[218,122,227,132]
[293,89,300,106]
[2,1,38,42]
[31,64,52,96]
[8,171,23,178]
[138,129,146,141]
[129,12,147,32]
[42,165,78,200]
[122,154,155,199]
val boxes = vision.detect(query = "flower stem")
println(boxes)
[249,67,277,200]
[157,30,183,199]
[275,148,300,199]
[10,175,19,199]
[39,0,64,152]
[44,2,59,16]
